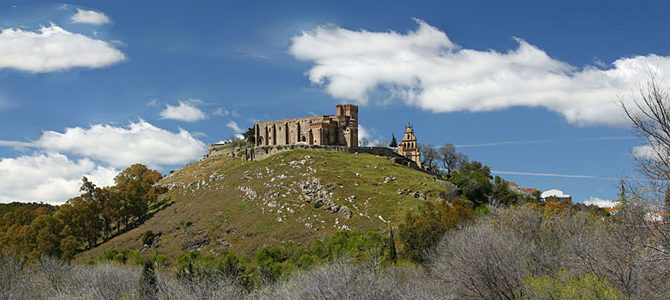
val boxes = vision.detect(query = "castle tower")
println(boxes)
[336,104,358,147]
[396,124,422,168]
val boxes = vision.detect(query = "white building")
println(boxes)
[540,188,572,203]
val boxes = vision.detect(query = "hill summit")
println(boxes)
[79,148,447,261]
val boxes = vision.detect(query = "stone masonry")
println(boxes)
[254,104,358,148]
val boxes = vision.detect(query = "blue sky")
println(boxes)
[1,0,669,205]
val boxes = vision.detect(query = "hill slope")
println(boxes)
[78,149,447,262]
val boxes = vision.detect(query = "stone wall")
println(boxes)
[254,104,358,148]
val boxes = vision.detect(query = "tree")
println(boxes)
[418,143,438,171]
[620,77,670,182]
[114,164,165,220]
[620,77,670,220]
[437,143,468,174]
[448,161,493,206]
[139,261,158,300]
[244,127,255,144]
[389,133,398,148]
[397,199,473,264]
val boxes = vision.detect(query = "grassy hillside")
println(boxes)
[77,149,447,262]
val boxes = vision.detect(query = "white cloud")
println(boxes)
[71,8,111,25]
[583,197,619,208]
[213,107,240,118]
[0,24,125,73]
[0,152,117,204]
[358,125,386,146]
[226,120,244,133]
[289,19,670,127]
[34,120,207,168]
[631,144,669,162]
[160,100,207,122]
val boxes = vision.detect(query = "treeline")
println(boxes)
[0,164,166,261]
[4,201,658,300]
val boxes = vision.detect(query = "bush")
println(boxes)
[142,230,155,246]
[521,270,625,300]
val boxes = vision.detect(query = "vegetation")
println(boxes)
[4,199,670,299]
[389,133,398,148]
[77,149,448,262]
[0,164,166,261]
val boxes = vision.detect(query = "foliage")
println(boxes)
[142,230,155,246]
[397,199,473,264]
[521,270,626,300]
[0,164,167,261]
[448,161,493,206]
[389,133,398,148]
[114,164,166,221]
[244,127,255,144]
[491,175,524,205]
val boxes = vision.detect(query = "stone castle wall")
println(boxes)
[254,104,358,148]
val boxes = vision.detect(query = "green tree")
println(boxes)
[448,161,493,206]
[57,195,102,249]
[59,235,80,261]
[389,133,398,148]
[491,176,522,205]
[244,127,255,144]
[114,164,165,221]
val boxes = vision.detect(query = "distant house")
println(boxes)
[541,188,572,204]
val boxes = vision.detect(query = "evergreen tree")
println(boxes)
[388,227,398,264]
[389,133,398,148]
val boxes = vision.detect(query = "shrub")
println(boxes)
[141,230,155,246]
[520,270,626,300]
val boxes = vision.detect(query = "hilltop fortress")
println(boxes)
[208,104,425,172]
[254,104,359,148]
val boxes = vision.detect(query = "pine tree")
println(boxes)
[389,133,398,148]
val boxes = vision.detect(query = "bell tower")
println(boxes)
[396,124,422,168]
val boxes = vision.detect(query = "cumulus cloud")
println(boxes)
[583,197,619,208]
[289,19,670,126]
[226,120,244,133]
[71,8,110,25]
[34,120,207,168]
[160,100,207,122]
[0,24,125,73]
[0,152,117,204]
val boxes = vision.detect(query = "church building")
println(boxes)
[254,104,358,148]
[396,124,422,168]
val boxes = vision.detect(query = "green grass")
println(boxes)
[77,149,447,263]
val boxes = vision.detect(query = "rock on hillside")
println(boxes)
[78,149,448,262]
